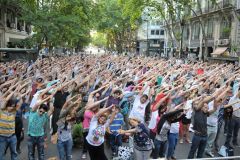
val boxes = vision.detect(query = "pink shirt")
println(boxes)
[83,110,94,129]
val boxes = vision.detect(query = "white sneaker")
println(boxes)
[81,153,87,159]
[205,151,214,157]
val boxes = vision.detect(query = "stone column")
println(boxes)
[15,17,17,29]
[23,21,26,32]
[4,13,7,27]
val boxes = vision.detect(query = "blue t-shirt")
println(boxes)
[27,111,48,137]
[109,113,124,132]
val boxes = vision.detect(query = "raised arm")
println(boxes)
[1,91,15,109]
[85,97,109,110]
[32,95,52,112]
[151,93,170,112]
[95,104,113,118]
[88,84,109,101]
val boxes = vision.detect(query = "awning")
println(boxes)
[211,47,228,55]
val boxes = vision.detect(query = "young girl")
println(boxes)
[119,120,153,160]
[86,105,117,160]
[56,95,82,160]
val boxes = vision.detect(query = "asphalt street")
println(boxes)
[5,119,240,160]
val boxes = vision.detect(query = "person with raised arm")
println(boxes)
[56,95,82,160]
[0,86,20,160]
[187,86,224,159]
[51,78,76,135]
[27,94,54,160]
[86,105,117,160]
[224,90,240,148]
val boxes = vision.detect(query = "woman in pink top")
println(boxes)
[82,107,97,159]
[82,95,109,159]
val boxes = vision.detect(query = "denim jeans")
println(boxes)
[188,134,207,159]
[57,139,73,160]
[109,133,122,153]
[167,133,178,158]
[134,148,152,160]
[205,125,217,153]
[28,135,45,160]
[215,121,225,149]
[225,116,240,147]
[0,135,18,160]
[152,139,167,159]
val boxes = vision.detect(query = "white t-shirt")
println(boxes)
[148,110,158,129]
[229,96,240,118]
[207,108,219,127]
[29,91,42,108]
[86,116,110,146]
[170,122,179,134]
[129,95,149,122]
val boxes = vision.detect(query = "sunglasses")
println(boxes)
[39,110,46,114]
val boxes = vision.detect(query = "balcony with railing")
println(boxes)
[192,0,233,17]
[2,7,32,35]
[217,0,232,8]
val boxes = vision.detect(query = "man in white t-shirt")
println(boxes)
[205,100,218,157]
[129,94,149,124]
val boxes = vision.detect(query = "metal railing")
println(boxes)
[150,156,240,160]
[179,156,240,160]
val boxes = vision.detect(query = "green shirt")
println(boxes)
[28,111,48,137]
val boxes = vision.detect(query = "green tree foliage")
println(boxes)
[91,32,107,48]
[18,0,94,51]
[93,0,137,53]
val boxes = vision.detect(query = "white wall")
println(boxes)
[4,31,29,47]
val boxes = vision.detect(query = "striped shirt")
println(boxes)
[0,110,16,137]
[109,113,124,132]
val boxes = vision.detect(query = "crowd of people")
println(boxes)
[0,54,239,160]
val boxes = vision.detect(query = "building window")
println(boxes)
[151,21,156,26]
[156,30,160,35]
[206,18,213,38]
[160,30,164,35]
[151,30,155,35]
[7,9,14,23]
[153,40,158,44]
[223,0,230,7]
[192,22,200,40]
[208,0,213,10]
[220,17,231,39]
